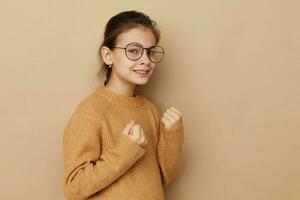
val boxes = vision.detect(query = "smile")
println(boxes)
[132,69,151,76]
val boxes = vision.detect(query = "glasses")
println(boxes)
[111,42,164,63]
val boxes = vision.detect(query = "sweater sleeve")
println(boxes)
[154,106,185,189]
[63,103,146,200]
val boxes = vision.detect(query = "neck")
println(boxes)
[105,80,136,97]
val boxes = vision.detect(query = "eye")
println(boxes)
[128,49,139,54]
[149,50,156,55]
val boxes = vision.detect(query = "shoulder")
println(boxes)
[139,96,157,111]
[70,90,111,122]
[139,96,161,120]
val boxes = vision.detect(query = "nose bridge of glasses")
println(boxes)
[140,47,151,60]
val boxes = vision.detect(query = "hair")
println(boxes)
[97,10,161,86]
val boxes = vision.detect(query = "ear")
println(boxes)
[100,46,113,65]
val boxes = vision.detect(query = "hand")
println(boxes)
[161,107,183,129]
[122,120,147,147]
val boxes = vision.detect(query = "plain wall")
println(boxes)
[1,0,300,199]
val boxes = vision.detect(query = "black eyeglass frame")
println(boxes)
[111,42,165,63]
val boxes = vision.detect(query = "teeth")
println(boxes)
[134,70,148,74]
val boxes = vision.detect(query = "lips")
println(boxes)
[132,69,151,74]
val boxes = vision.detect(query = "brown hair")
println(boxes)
[97,10,161,86]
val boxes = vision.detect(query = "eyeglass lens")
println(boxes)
[125,43,164,63]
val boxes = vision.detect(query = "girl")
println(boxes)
[63,10,184,200]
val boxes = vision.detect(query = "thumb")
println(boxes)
[122,120,135,135]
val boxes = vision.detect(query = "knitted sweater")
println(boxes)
[63,85,184,200]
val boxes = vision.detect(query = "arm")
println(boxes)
[63,104,145,200]
[157,110,184,189]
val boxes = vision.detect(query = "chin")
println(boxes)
[134,79,149,85]
[130,74,152,85]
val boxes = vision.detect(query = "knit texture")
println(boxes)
[63,85,184,200]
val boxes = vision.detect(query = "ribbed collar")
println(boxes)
[95,85,144,107]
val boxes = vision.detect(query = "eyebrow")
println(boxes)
[126,42,157,47]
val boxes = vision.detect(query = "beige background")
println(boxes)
[1,0,299,199]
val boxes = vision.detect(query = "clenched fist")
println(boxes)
[122,120,147,147]
[161,106,183,129]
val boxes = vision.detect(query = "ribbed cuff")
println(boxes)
[161,121,184,145]
[113,134,146,170]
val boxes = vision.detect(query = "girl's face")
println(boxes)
[107,26,157,86]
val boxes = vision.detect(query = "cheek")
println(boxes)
[114,59,136,74]
[115,56,134,68]
[151,63,156,69]
[113,55,156,74]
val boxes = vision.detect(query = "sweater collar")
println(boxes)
[95,85,144,107]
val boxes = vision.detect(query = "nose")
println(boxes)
[140,49,151,64]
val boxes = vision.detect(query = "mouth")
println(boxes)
[132,69,151,76]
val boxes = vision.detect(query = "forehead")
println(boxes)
[116,26,156,47]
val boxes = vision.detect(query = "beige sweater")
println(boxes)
[63,85,184,200]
